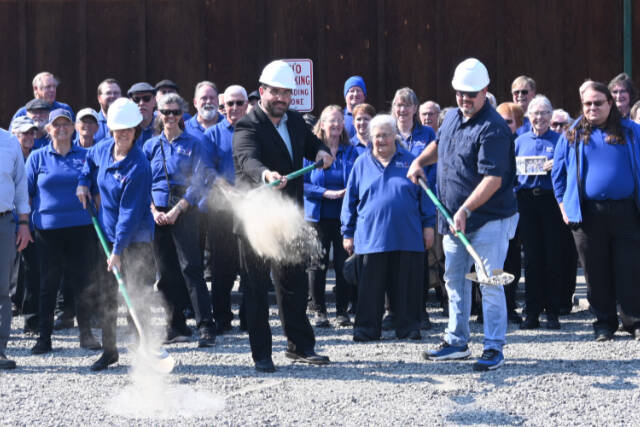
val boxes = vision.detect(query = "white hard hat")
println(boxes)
[451,58,490,92]
[107,98,143,130]
[259,60,296,90]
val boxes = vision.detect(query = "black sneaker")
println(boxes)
[164,325,192,344]
[90,350,119,371]
[198,327,216,348]
[31,338,52,355]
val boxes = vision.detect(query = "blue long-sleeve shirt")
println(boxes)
[552,117,640,223]
[401,124,438,196]
[203,118,235,184]
[514,129,560,191]
[303,143,358,222]
[143,131,213,208]
[25,144,92,230]
[79,139,154,255]
[341,145,436,254]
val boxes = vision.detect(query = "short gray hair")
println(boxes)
[193,81,218,99]
[420,101,440,112]
[33,71,58,88]
[552,109,572,123]
[158,93,186,112]
[223,85,248,100]
[369,114,398,139]
[527,94,553,115]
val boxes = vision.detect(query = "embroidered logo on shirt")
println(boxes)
[71,158,85,169]
[112,171,127,184]
[545,146,554,153]
[175,145,192,156]
[395,160,410,168]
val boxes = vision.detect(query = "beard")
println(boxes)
[198,106,217,120]
[263,100,288,118]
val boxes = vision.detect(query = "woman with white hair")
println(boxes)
[515,95,571,330]
[341,114,435,342]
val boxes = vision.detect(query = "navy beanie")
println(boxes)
[343,76,367,98]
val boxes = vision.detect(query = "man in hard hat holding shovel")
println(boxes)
[407,58,518,371]
[233,60,333,373]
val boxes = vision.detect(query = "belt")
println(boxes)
[520,188,553,196]
[0,211,11,217]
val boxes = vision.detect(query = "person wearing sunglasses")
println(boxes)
[407,58,518,372]
[553,81,640,342]
[143,92,217,349]
[127,82,158,147]
[511,75,537,136]
[550,109,572,134]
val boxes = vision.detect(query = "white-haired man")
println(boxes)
[12,72,74,124]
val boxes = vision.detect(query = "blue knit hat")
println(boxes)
[343,76,367,98]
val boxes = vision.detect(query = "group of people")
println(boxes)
[1,57,639,374]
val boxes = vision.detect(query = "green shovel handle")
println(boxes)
[266,159,324,188]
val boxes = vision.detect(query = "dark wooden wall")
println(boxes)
[0,0,633,127]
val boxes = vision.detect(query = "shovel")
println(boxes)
[417,178,514,286]
[264,159,324,188]
[87,202,176,374]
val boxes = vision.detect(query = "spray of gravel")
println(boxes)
[105,253,225,419]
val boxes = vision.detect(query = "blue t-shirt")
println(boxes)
[514,129,560,191]
[25,144,92,230]
[341,145,436,254]
[79,139,154,255]
[583,128,635,200]
[436,101,517,235]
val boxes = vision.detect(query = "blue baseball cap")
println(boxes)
[343,76,367,98]
[48,108,73,124]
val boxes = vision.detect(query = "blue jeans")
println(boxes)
[442,214,518,352]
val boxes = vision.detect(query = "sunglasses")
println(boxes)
[159,109,182,116]
[218,105,225,111]
[512,90,529,96]
[131,94,152,103]
[583,100,606,107]
[456,91,479,98]
[226,100,245,107]
[551,121,567,128]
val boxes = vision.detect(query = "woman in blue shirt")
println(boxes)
[349,103,375,156]
[144,93,216,348]
[26,109,99,356]
[552,81,640,341]
[515,95,572,330]
[341,114,436,341]
[304,105,359,327]
[77,98,155,370]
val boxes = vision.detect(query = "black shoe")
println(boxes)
[23,324,38,336]
[31,338,52,355]
[546,313,561,330]
[335,312,352,327]
[353,330,375,342]
[215,322,232,334]
[198,327,216,348]
[520,316,540,330]
[164,325,192,344]
[254,358,276,373]
[0,353,16,370]
[405,330,422,340]
[80,333,102,350]
[284,349,330,365]
[90,350,119,371]
[595,329,614,342]
[381,314,395,331]
[53,317,74,330]
[313,312,330,328]
[507,310,523,324]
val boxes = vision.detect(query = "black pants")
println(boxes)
[572,198,640,333]
[517,190,569,317]
[503,227,521,313]
[100,242,155,352]
[207,210,239,327]
[35,226,93,340]
[559,233,578,311]
[153,207,214,330]
[308,218,350,314]
[355,251,423,339]
[238,235,315,362]
[19,242,41,329]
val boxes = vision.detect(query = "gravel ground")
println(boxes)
[1,295,639,426]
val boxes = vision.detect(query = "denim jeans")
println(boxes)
[442,213,518,352]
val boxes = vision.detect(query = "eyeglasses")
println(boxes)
[551,122,567,128]
[159,109,182,116]
[218,105,225,111]
[612,89,628,95]
[530,111,551,117]
[39,84,57,91]
[504,119,513,125]
[51,121,73,128]
[456,91,479,99]
[226,100,245,107]
[583,100,606,107]
[131,94,152,103]
[512,90,529,96]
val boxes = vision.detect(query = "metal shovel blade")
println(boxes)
[465,269,515,286]
[133,342,176,374]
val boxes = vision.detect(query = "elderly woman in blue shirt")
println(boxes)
[552,81,640,341]
[26,109,99,356]
[515,95,572,330]
[144,93,217,348]
[304,105,359,328]
[341,114,436,341]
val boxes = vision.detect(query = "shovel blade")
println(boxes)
[465,269,515,286]
[134,345,176,374]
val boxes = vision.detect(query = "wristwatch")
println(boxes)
[462,206,472,218]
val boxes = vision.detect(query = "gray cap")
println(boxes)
[12,116,38,133]
[25,98,51,111]
[248,90,260,101]
[127,82,156,97]
[155,79,179,91]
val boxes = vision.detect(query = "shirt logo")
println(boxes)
[395,160,410,168]
[175,145,192,156]
[545,146,554,153]
[71,158,85,169]
[112,171,127,184]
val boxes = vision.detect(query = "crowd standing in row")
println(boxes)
[1,58,639,373]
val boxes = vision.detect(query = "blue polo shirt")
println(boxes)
[184,112,225,138]
[13,101,75,123]
[514,129,560,191]
[304,144,359,222]
[516,116,531,136]
[350,134,368,156]
[203,118,235,184]
[34,134,51,150]
[136,113,156,147]
[436,101,517,235]
[25,144,92,230]
[341,145,436,254]
[79,139,154,255]
[94,110,109,143]
[401,123,438,193]
[343,108,356,139]
[143,131,212,208]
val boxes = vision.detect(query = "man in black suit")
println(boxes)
[233,60,334,372]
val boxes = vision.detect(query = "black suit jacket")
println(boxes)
[232,105,328,203]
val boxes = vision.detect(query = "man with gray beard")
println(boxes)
[185,81,224,138]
